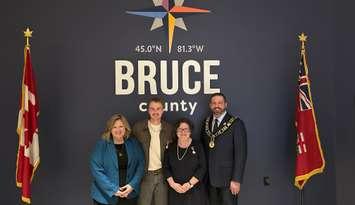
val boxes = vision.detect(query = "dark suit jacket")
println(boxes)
[201,112,247,187]
[132,119,174,173]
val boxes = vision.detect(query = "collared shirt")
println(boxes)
[212,110,227,131]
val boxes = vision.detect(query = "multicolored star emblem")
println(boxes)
[126,0,210,53]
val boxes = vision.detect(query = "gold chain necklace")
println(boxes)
[176,141,190,160]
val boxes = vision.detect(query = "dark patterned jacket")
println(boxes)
[201,112,247,187]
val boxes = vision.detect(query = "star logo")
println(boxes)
[127,0,210,53]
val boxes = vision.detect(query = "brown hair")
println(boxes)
[102,114,131,140]
[148,97,165,107]
[173,118,194,141]
[209,92,227,103]
[174,118,194,132]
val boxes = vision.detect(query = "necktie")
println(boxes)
[212,119,218,133]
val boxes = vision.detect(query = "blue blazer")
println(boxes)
[90,137,145,204]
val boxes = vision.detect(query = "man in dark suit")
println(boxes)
[201,93,247,205]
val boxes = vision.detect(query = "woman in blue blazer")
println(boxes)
[90,114,145,205]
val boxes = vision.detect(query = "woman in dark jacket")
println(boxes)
[163,118,209,205]
[90,114,145,205]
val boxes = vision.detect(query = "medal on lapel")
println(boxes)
[209,140,215,148]
[205,116,237,149]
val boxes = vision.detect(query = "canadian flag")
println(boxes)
[16,46,40,204]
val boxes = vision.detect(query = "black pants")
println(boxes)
[93,197,137,205]
[209,186,238,205]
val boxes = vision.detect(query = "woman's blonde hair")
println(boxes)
[102,114,131,140]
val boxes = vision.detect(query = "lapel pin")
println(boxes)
[191,146,196,154]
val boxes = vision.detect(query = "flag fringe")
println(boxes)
[294,166,325,189]
[22,196,31,204]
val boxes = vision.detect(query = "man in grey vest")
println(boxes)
[133,97,173,205]
[201,93,247,205]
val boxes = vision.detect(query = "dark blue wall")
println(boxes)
[1,0,349,204]
[335,1,355,205]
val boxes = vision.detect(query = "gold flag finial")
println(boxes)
[24,27,33,47]
[298,33,307,50]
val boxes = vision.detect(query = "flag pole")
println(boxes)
[17,27,36,204]
[24,27,32,48]
[297,32,307,205]
[298,33,308,75]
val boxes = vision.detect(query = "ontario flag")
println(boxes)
[294,34,325,190]
[16,45,40,204]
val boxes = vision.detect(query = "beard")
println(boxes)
[212,107,225,116]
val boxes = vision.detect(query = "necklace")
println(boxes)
[176,143,190,160]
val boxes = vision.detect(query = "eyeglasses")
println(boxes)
[176,128,191,133]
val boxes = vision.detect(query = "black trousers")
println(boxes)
[209,186,238,205]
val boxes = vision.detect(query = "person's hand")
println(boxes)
[167,177,186,193]
[182,182,191,193]
[169,182,185,193]
[114,189,124,198]
[115,184,133,198]
[120,184,133,197]
[230,181,240,195]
